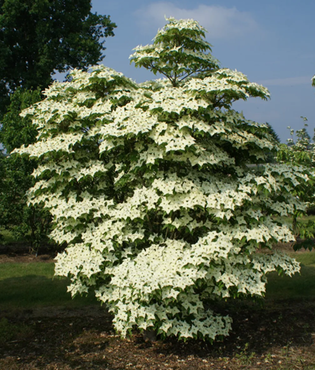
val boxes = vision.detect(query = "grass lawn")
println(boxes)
[0,262,98,310]
[266,251,315,301]
[0,251,315,310]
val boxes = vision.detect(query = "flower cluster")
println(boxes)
[14,18,307,341]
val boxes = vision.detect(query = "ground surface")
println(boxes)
[1,245,315,369]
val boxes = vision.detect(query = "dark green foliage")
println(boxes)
[0,0,116,116]
[277,121,315,249]
[261,122,280,163]
[265,122,280,144]
[0,89,53,251]
[0,87,41,152]
[0,153,53,251]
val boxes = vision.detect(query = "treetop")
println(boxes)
[130,17,219,86]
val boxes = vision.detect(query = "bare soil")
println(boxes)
[1,244,315,369]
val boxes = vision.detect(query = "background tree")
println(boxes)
[277,118,315,248]
[15,18,306,341]
[0,153,53,251]
[260,122,281,163]
[0,88,52,251]
[0,0,116,117]
[1,88,42,152]
[0,0,116,248]
[265,122,280,144]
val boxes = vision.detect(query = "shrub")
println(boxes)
[15,18,307,341]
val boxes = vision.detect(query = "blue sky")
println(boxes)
[90,0,315,143]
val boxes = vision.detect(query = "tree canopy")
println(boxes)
[0,0,116,116]
[0,88,42,152]
[14,18,307,341]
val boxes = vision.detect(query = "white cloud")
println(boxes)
[259,76,311,87]
[134,2,260,40]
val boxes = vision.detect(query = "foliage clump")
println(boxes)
[277,119,315,246]
[0,88,53,249]
[15,18,307,341]
[0,0,116,116]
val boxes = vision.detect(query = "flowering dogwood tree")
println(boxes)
[15,18,307,341]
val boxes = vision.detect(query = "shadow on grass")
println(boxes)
[267,263,315,300]
[0,274,98,311]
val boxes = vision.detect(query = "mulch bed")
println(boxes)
[1,301,315,369]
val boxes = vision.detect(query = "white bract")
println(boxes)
[15,18,306,341]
